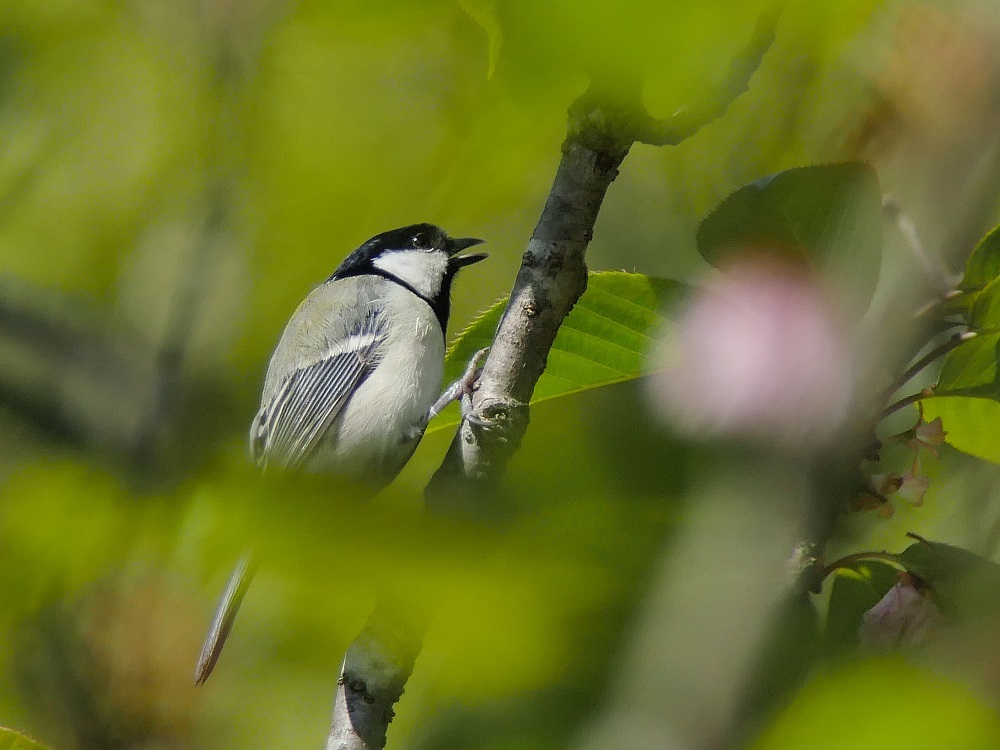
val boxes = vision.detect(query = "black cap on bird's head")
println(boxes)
[330,223,487,329]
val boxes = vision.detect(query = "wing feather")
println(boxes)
[252,313,386,471]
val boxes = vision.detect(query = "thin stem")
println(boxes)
[881,330,976,405]
[881,391,930,420]
[823,550,903,578]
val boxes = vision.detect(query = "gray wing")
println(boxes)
[251,310,386,471]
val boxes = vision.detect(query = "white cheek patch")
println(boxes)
[373,250,447,300]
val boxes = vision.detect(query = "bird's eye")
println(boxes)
[411,232,431,249]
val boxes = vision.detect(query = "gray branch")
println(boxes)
[326,13,777,747]
[325,601,426,750]
[429,13,778,496]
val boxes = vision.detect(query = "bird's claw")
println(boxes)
[459,348,493,426]
[427,347,491,423]
[461,392,493,427]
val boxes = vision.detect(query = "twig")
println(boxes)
[634,3,780,147]
[325,599,427,750]
[822,550,902,578]
[880,330,976,405]
[881,390,932,420]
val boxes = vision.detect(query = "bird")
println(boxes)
[195,223,487,684]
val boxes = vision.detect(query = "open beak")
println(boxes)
[447,237,488,269]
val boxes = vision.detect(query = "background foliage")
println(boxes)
[3,1,1000,749]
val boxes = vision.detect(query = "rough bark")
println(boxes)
[325,603,425,750]
[428,98,632,498]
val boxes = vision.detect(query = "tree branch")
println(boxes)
[327,13,777,747]
[325,600,426,750]
[429,13,777,496]
[881,390,932,420]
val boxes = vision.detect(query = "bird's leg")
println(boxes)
[427,347,490,424]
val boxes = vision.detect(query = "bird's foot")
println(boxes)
[427,347,490,423]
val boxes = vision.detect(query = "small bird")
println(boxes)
[195,223,487,684]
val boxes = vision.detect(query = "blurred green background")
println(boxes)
[3,1,1000,748]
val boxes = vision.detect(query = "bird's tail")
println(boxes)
[195,551,259,685]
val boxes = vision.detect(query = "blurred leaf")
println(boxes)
[734,591,820,741]
[754,658,1000,749]
[0,726,49,750]
[459,0,502,77]
[936,333,1000,397]
[0,461,144,621]
[960,223,1000,293]
[432,271,685,433]
[0,8,210,294]
[494,1,770,93]
[900,537,1000,622]
[824,561,899,655]
[921,395,1000,464]
[696,162,883,317]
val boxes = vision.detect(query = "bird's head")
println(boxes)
[332,223,487,322]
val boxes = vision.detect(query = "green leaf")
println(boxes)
[0,727,50,750]
[900,538,1000,622]
[960,223,1000,292]
[969,276,1000,332]
[824,561,899,656]
[945,224,1000,322]
[936,332,1000,397]
[921,395,1000,464]
[430,271,685,434]
[697,162,883,317]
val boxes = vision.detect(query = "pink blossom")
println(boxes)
[859,579,941,650]
[650,254,854,451]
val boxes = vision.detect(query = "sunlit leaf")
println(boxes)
[936,332,1000,397]
[960,223,1000,293]
[921,395,1000,464]
[0,727,49,750]
[431,271,685,433]
[697,162,883,317]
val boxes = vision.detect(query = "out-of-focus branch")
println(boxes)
[0,280,163,467]
[635,3,780,147]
